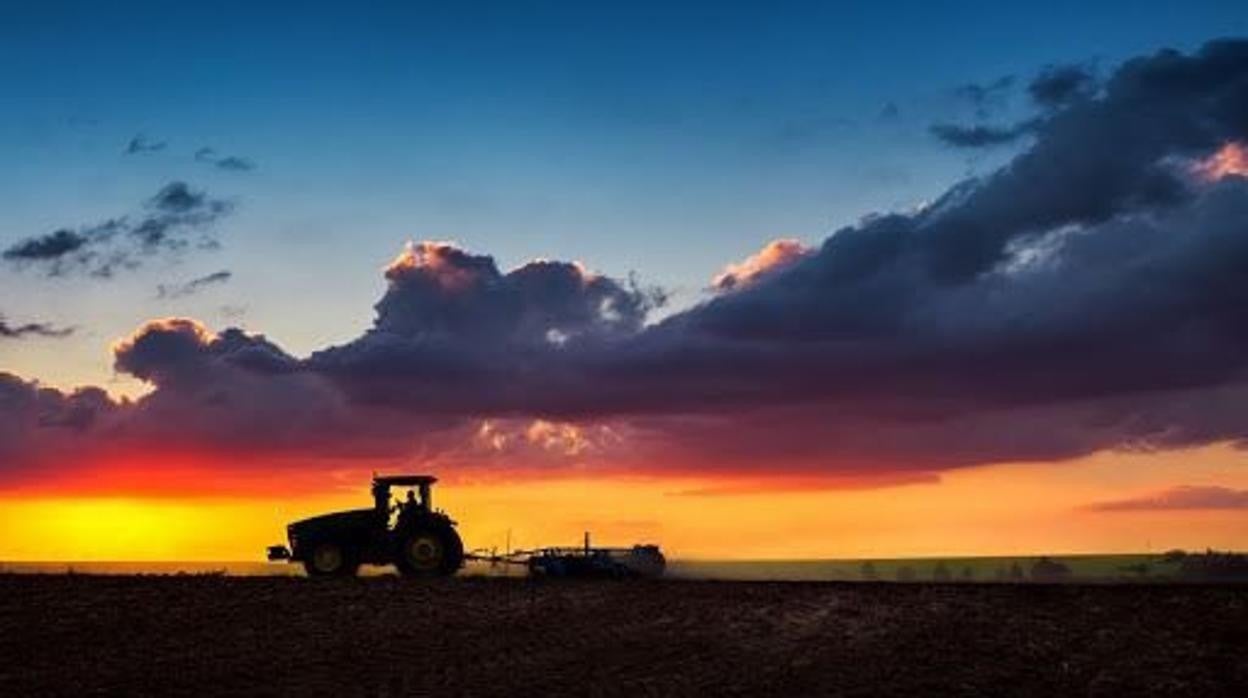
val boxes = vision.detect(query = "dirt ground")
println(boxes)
[1,575,1245,697]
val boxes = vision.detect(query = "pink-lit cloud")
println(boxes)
[1192,141,1248,182]
[712,239,812,292]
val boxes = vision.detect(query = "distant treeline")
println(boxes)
[859,550,1248,583]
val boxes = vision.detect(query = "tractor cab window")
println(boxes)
[395,489,422,528]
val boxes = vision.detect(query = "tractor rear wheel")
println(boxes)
[303,541,359,577]
[395,526,464,577]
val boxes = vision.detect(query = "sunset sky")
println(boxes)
[4,2,1248,561]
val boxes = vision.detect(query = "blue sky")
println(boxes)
[2,1,1246,392]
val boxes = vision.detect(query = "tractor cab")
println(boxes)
[372,474,438,525]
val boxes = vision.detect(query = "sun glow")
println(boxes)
[5,443,1248,563]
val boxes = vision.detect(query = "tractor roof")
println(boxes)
[373,475,438,487]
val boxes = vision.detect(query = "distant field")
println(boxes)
[2,574,1246,696]
[0,553,1201,581]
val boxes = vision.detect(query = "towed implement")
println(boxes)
[469,533,666,579]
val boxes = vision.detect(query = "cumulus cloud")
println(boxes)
[1029,64,1099,108]
[5,40,1248,485]
[0,372,117,466]
[2,182,232,278]
[157,270,233,299]
[1087,486,1248,511]
[306,241,664,414]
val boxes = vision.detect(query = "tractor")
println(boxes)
[267,475,464,577]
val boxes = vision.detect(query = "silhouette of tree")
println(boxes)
[932,562,951,582]
[961,566,975,581]
[1162,549,1187,564]
[1030,556,1072,582]
[1178,549,1248,581]
[896,566,916,582]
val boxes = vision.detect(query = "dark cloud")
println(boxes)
[306,40,1248,465]
[124,134,166,155]
[215,156,256,172]
[0,315,73,340]
[196,147,257,172]
[157,270,233,299]
[929,122,1031,148]
[2,229,89,262]
[113,319,297,387]
[150,181,207,214]
[5,40,1248,484]
[307,242,664,413]
[0,373,116,466]
[1,182,232,278]
[1087,486,1248,511]
[1029,64,1099,108]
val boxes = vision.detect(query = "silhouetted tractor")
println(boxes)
[267,475,464,577]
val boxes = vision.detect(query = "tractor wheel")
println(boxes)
[395,526,464,577]
[303,541,359,577]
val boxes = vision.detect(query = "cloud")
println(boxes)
[0,315,73,340]
[157,271,233,299]
[2,229,89,262]
[1087,486,1248,511]
[112,318,296,386]
[2,182,233,278]
[195,146,256,172]
[215,156,256,172]
[5,40,1248,486]
[929,122,1031,148]
[124,134,166,155]
[305,39,1248,464]
[1029,64,1099,108]
[711,239,812,292]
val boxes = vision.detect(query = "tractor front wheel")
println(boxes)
[395,526,464,577]
[303,541,359,577]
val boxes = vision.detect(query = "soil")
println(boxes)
[1,575,1245,697]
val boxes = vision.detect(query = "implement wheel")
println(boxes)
[396,526,464,577]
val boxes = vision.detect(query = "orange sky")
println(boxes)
[3,443,1245,562]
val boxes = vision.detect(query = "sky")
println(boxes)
[3,2,1248,561]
